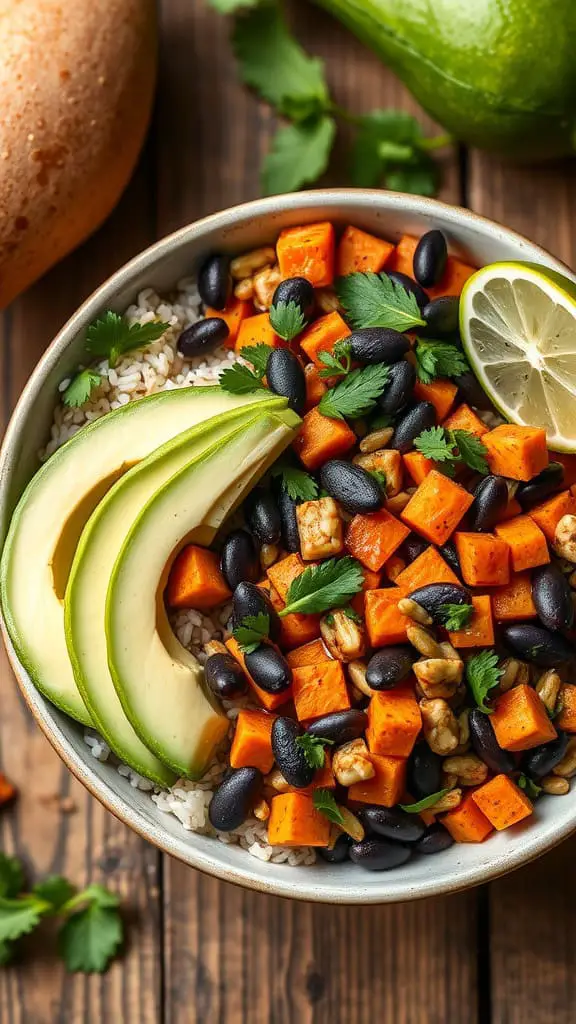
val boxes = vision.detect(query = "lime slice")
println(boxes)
[460,261,576,452]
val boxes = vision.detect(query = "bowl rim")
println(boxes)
[2,187,576,903]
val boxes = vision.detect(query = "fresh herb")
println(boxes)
[319,363,390,421]
[0,855,25,899]
[399,789,451,813]
[317,340,353,379]
[295,734,334,769]
[269,300,307,342]
[451,430,490,474]
[369,412,394,431]
[272,461,319,502]
[262,117,337,195]
[368,469,387,491]
[336,272,425,332]
[240,343,272,377]
[232,612,270,654]
[351,109,444,196]
[33,876,76,911]
[518,774,542,801]
[414,339,469,385]
[339,605,363,624]
[86,311,170,368]
[438,603,474,631]
[549,695,564,720]
[62,369,101,408]
[312,788,345,826]
[209,0,261,12]
[0,895,52,944]
[281,556,364,617]
[414,426,489,475]
[219,361,268,396]
[466,650,503,714]
[414,426,456,464]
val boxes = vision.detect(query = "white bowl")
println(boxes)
[2,189,575,903]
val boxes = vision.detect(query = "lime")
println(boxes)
[460,262,576,452]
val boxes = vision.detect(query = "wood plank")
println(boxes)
[159,4,477,1023]
[469,150,576,1024]
[0,154,163,1024]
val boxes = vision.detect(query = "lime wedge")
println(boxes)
[460,262,576,452]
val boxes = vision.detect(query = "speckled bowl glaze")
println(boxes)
[2,190,575,903]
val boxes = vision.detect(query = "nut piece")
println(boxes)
[385,491,412,514]
[230,246,276,280]
[541,775,570,796]
[406,623,443,658]
[413,657,463,699]
[316,287,341,314]
[265,768,291,793]
[553,514,576,563]
[335,806,365,842]
[359,428,394,454]
[456,709,470,753]
[429,788,462,813]
[204,639,228,658]
[353,448,403,496]
[552,737,576,778]
[253,798,270,821]
[443,754,489,786]
[569,569,576,590]
[296,497,344,560]
[498,658,530,693]
[332,738,375,787]
[321,609,366,663]
[252,264,282,311]
[419,698,460,755]
[347,659,375,698]
[260,543,280,570]
[234,277,254,301]
[399,598,433,626]
[535,669,562,715]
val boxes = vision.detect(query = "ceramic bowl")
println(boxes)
[2,190,574,903]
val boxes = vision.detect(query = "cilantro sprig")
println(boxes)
[439,603,474,631]
[414,339,469,384]
[414,426,489,475]
[280,556,364,617]
[240,343,271,377]
[336,273,425,332]
[518,775,542,801]
[295,734,334,769]
[313,788,345,826]
[269,301,307,342]
[86,311,170,368]
[272,461,319,502]
[319,363,390,421]
[219,362,268,396]
[62,369,102,409]
[399,789,451,813]
[317,339,353,379]
[233,612,270,654]
[466,650,503,714]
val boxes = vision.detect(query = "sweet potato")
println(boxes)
[336,225,394,276]
[277,222,335,288]
[557,684,576,733]
[266,553,307,601]
[292,661,351,722]
[345,509,410,572]
[267,583,322,650]
[483,425,549,481]
[454,532,510,587]
[287,753,335,795]
[235,312,282,356]
[226,636,292,712]
[472,775,533,831]
[498,496,523,523]
[304,362,328,411]
[441,793,493,843]
[367,687,421,757]
[166,544,231,610]
[348,754,406,807]
[553,453,576,488]
[205,297,252,349]
[394,546,460,590]
[448,594,494,648]
[491,683,557,751]
[529,490,576,542]
[494,515,550,572]
[286,638,331,669]
[402,450,435,486]
[491,573,537,621]
[442,403,489,438]
[365,587,410,646]
[299,311,351,367]
[386,234,475,298]
[268,792,331,847]
[230,709,276,774]
[293,406,357,471]
[384,554,406,583]
[401,470,474,545]
[413,378,458,420]
[350,567,382,616]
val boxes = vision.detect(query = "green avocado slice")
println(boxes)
[105,409,300,779]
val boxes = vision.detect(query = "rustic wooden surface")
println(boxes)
[0,2,575,1021]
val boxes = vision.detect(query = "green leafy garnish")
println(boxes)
[262,117,336,195]
[281,556,364,617]
[295,734,334,769]
[219,362,268,396]
[414,426,489,475]
[414,340,468,385]
[339,605,363,624]
[318,340,353,379]
[272,461,319,502]
[368,469,387,491]
[438,603,474,631]
[466,650,503,714]
[232,612,270,654]
[337,272,425,332]
[518,774,542,801]
[0,895,52,944]
[313,788,345,826]
[351,110,443,196]
[240,343,271,378]
[451,429,490,474]
[319,363,390,421]
[0,854,25,899]
[369,412,394,431]
[414,425,456,464]
[269,300,306,342]
[62,369,101,408]
[399,789,451,813]
[32,876,76,911]
[86,311,170,368]
[209,0,260,11]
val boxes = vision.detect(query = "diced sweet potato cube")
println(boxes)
[448,595,494,648]
[286,638,331,669]
[345,509,410,572]
[395,546,460,590]
[454,532,510,587]
[268,792,331,847]
[384,554,406,583]
[264,574,322,650]
[557,684,576,733]
[483,425,548,482]
[230,709,276,774]
[205,298,252,348]
[293,406,357,471]
[494,515,549,572]
[166,544,231,610]
[277,222,335,288]
[472,775,533,831]
[292,661,351,722]
[529,490,576,541]
[365,587,410,646]
[226,637,292,712]
[299,311,351,367]
[498,496,522,523]
[367,687,421,757]
[287,753,336,795]
[413,378,458,420]
[491,684,557,752]
[491,573,537,621]
[441,792,493,843]
[304,362,328,411]
[553,453,576,488]
[235,312,282,355]
[401,470,474,545]
[350,567,382,616]
[348,754,406,807]
[442,403,489,437]
[402,450,435,485]
[336,225,394,277]
[386,235,476,298]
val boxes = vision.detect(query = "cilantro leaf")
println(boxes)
[369,412,394,431]
[58,903,122,973]
[518,774,542,801]
[0,941,13,966]
[0,854,25,899]
[312,788,345,826]
[318,340,352,379]
[466,650,503,714]
[86,311,169,368]
[62,369,101,409]
[414,426,456,464]
[451,430,489,475]
[281,556,364,617]
[207,0,261,11]
[368,469,387,491]
[273,464,319,502]
[350,110,424,188]
[399,789,452,813]
[219,362,268,396]
[439,603,474,631]
[295,734,334,769]
[240,343,271,378]
[262,117,336,195]
[232,612,270,654]
[33,876,76,911]
[0,896,51,943]
[319,363,390,421]
[269,301,306,342]
[336,272,425,332]
[385,155,439,198]
[414,340,468,384]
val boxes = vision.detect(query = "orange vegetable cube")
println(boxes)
[384,554,406,583]
[386,234,475,298]
[448,595,494,648]
[491,684,557,752]
[299,311,351,367]
[226,637,292,712]
[557,684,576,733]
[286,638,331,669]
[166,545,231,610]
[395,546,460,590]
[345,509,410,572]
[268,792,331,847]
[491,573,537,621]
[348,754,406,807]
[483,425,549,481]
[472,775,533,831]
[529,490,576,542]
[266,583,322,650]
[229,709,276,774]
[498,496,522,523]
[287,753,336,795]
[293,406,357,471]
[365,587,410,646]
[494,515,550,572]
[441,793,493,843]
[266,553,306,601]
[292,661,351,722]
[401,469,474,545]
[336,225,394,276]
[205,297,252,348]
[413,378,458,420]
[454,532,510,587]
[367,687,421,757]
[277,222,335,288]
[235,312,282,355]
[350,567,382,616]
[403,450,435,485]
[553,453,576,488]
[442,403,489,438]
[304,362,328,411]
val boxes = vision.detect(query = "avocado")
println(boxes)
[65,397,286,785]
[0,386,282,724]
[106,409,300,778]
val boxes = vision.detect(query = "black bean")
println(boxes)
[266,349,306,415]
[244,487,281,546]
[348,327,410,366]
[532,564,574,633]
[413,230,447,288]
[469,708,515,776]
[421,296,460,337]
[377,360,416,417]
[454,370,495,411]
[468,475,509,532]
[276,483,300,553]
[320,460,382,515]
[318,834,352,864]
[439,540,463,580]
[409,582,471,624]
[359,805,425,843]
[523,731,569,780]
[245,643,292,695]
[402,535,429,562]
[350,838,412,871]
[366,646,416,690]
[232,581,281,643]
[502,623,574,667]
[272,277,315,321]
[516,463,565,510]
[387,271,429,311]
[220,529,260,590]
[307,709,368,746]
[209,767,263,831]
[415,824,454,855]
[204,653,247,700]
[177,317,229,357]
[391,401,436,454]
[271,717,315,788]
[407,742,443,799]
[198,254,231,310]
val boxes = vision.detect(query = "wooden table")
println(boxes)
[1,3,576,1021]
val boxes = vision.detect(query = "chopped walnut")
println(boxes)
[321,609,366,662]
[332,739,375,787]
[419,698,460,755]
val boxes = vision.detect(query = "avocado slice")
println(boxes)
[106,409,300,778]
[0,386,281,724]
[65,398,286,785]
